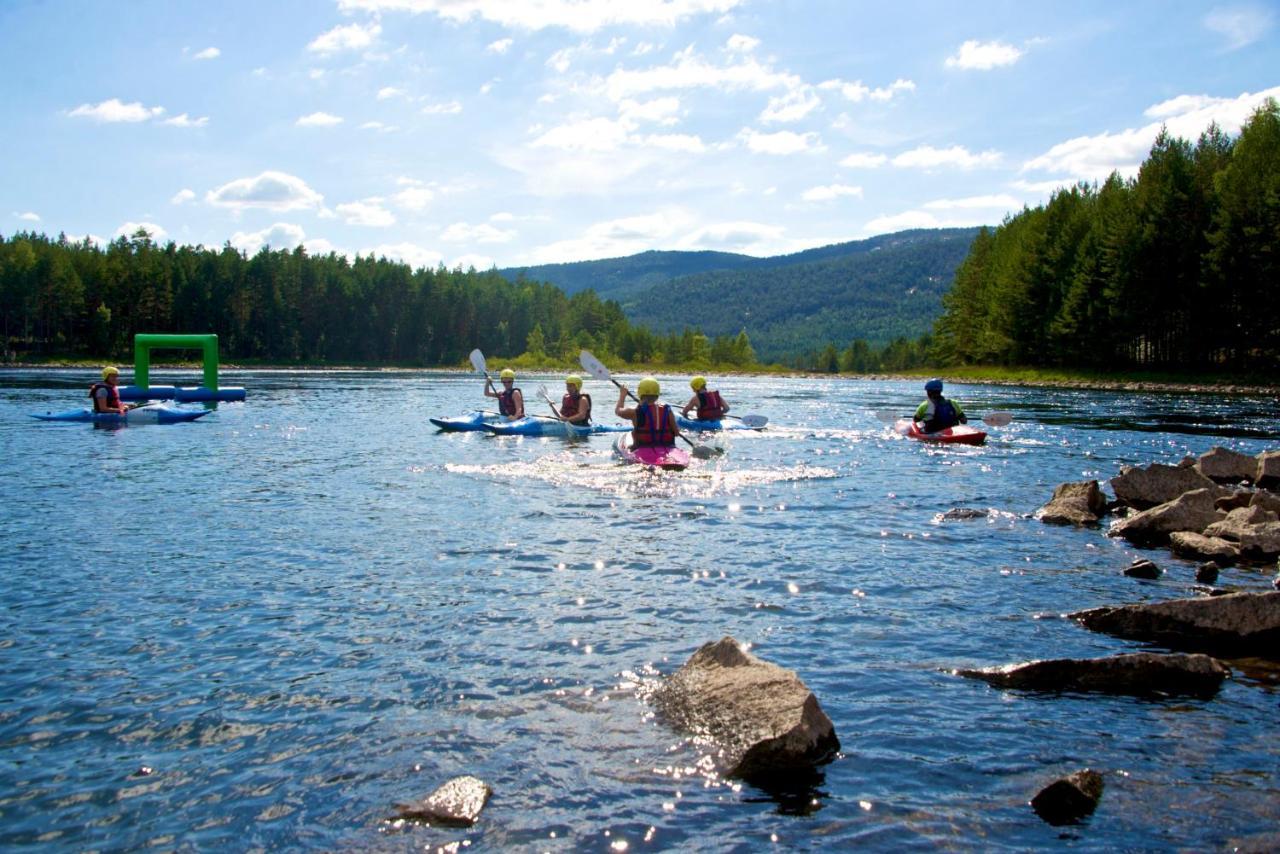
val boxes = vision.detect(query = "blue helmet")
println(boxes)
[925,378,943,393]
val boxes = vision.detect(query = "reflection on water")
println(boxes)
[0,368,1277,850]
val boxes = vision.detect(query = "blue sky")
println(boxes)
[2,0,1277,270]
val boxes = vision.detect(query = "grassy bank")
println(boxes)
[887,364,1278,393]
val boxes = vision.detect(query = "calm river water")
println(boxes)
[1,368,1277,851]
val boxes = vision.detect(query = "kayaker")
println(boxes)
[90,366,128,415]
[914,378,967,433]
[484,367,524,418]
[553,374,592,425]
[680,375,730,421]
[616,377,680,448]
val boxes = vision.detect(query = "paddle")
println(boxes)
[724,413,768,429]
[874,409,1014,428]
[579,350,722,459]
[469,348,492,387]
[537,384,565,421]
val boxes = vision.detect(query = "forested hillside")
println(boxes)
[932,100,1280,371]
[501,250,758,302]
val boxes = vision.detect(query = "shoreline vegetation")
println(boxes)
[7,357,1276,395]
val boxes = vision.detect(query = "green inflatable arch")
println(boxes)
[133,333,221,390]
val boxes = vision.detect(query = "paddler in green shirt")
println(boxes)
[914,378,967,433]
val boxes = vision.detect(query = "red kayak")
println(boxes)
[613,434,691,470]
[894,418,987,446]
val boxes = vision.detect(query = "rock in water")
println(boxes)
[1038,480,1107,526]
[1256,451,1280,489]
[1170,532,1240,565]
[1123,558,1161,579]
[1070,591,1280,658]
[1196,447,1258,484]
[957,652,1229,698]
[1109,488,1224,546]
[1196,561,1220,584]
[652,637,839,779]
[1031,769,1105,826]
[395,775,492,826]
[1111,463,1217,509]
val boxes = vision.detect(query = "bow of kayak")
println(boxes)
[613,433,691,470]
[894,418,987,446]
[430,411,503,432]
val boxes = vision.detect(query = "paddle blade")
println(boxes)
[737,413,768,429]
[537,385,554,405]
[982,411,1014,428]
[469,349,486,374]
[579,350,611,382]
[874,409,903,424]
[691,444,723,459]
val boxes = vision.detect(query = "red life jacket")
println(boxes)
[497,387,520,416]
[633,403,676,447]
[695,389,726,421]
[89,382,121,411]
[561,391,591,423]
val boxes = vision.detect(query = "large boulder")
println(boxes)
[957,652,1228,698]
[1252,490,1280,515]
[1031,769,1105,826]
[1196,446,1257,484]
[1169,531,1241,565]
[1111,463,1217,509]
[1203,507,1280,559]
[394,775,492,826]
[1070,591,1280,658]
[1257,451,1280,489]
[1038,480,1107,526]
[652,637,839,779]
[1109,488,1224,546]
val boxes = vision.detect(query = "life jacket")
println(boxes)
[561,391,591,423]
[633,403,676,447]
[89,382,121,412]
[922,397,960,432]
[497,387,520,416]
[695,389,726,421]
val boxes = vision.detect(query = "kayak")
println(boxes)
[429,411,504,432]
[31,405,211,424]
[483,417,630,437]
[894,418,987,446]
[613,433,691,471]
[677,416,757,432]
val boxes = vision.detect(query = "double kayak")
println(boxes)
[31,405,211,424]
[483,417,630,438]
[894,418,987,446]
[613,434,691,470]
[429,411,504,432]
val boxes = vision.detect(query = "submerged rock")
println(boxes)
[1111,463,1217,509]
[1071,591,1280,658]
[652,637,839,779]
[395,775,492,826]
[1109,488,1224,546]
[1169,532,1240,565]
[1038,480,1107,526]
[1196,446,1257,484]
[957,652,1228,698]
[1123,558,1161,579]
[1196,562,1221,584]
[938,507,988,521]
[1031,769,1105,826]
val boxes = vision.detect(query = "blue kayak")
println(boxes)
[483,417,630,437]
[31,405,210,424]
[676,416,764,432]
[429,411,504,432]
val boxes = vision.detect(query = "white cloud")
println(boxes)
[640,133,706,152]
[68,98,164,122]
[16,211,41,222]
[760,86,820,123]
[678,221,787,253]
[230,222,307,253]
[1023,85,1280,182]
[479,79,497,94]
[421,100,463,115]
[377,86,406,100]
[603,44,802,101]
[170,188,196,205]
[193,46,220,60]
[726,33,759,52]
[296,112,344,127]
[363,241,443,270]
[862,209,995,235]
[335,0,745,33]
[892,145,1001,169]
[945,39,1023,70]
[739,128,823,155]
[308,21,381,54]
[450,253,497,270]
[360,120,399,132]
[487,37,514,54]
[527,209,693,262]
[392,182,435,210]
[532,115,634,151]
[162,113,209,128]
[115,221,168,242]
[337,199,395,227]
[619,96,681,124]
[1010,177,1080,194]
[840,152,888,168]
[818,78,915,102]
[1204,5,1274,49]
[922,194,1021,210]
[206,171,324,212]
[440,222,516,243]
[801,183,863,202]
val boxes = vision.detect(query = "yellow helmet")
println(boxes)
[637,377,660,397]
[102,366,119,380]
[500,368,515,380]
[690,375,707,391]
[565,374,583,389]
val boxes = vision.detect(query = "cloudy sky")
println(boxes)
[2,0,1277,270]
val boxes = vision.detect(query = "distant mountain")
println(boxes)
[498,227,983,360]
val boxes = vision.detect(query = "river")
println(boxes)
[1,368,1276,851]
